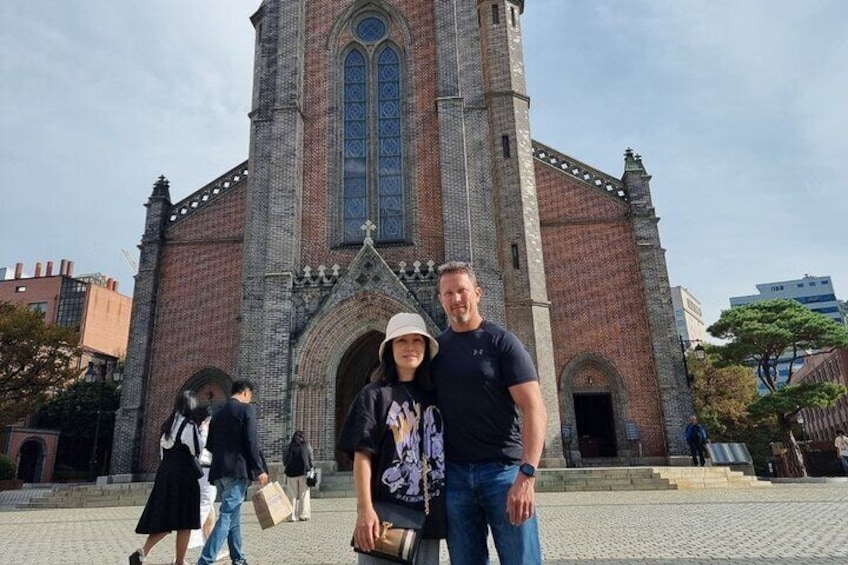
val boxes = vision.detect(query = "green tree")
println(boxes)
[708,299,848,477]
[689,351,757,440]
[35,379,121,475]
[0,301,81,427]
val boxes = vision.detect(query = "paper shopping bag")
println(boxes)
[252,481,292,529]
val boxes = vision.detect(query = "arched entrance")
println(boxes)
[185,367,232,408]
[560,353,629,465]
[573,393,617,458]
[334,331,383,470]
[17,439,44,482]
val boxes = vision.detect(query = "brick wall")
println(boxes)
[300,1,445,268]
[536,161,668,457]
[138,183,246,472]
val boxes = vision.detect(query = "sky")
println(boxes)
[1,1,846,331]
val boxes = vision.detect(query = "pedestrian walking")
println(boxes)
[196,379,269,565]
[834,429,848,475]
[283,430,314,522]
[129,391,203,565]
[685,415,709,467]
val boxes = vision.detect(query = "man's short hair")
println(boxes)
[437,261,478,292]
[231,378,255,396]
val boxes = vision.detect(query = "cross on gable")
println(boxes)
[361,219,377,245]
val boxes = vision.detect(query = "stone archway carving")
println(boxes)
[292,291,436,464]
[184,367,232,406]
[559,353,630,465]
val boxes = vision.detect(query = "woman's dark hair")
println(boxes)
[189,404,212,426]
[289,430,306,446]
[160,390,198,437]
[371,339,434,390]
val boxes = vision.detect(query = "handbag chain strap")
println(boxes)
[422,455,430,516]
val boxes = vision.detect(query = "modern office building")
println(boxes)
[730,274,845,391]
[671,286,707,346]
[730,275,843,325]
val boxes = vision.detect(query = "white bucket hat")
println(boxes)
[378,313,439,360]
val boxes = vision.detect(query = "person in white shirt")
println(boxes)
[834,429,848,475]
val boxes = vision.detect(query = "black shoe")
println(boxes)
[129,550,143,565]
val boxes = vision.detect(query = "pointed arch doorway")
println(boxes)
[334,330,383,470]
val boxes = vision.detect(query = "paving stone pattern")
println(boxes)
[1,484,846,564]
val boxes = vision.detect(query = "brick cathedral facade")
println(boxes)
[111,0,693,475]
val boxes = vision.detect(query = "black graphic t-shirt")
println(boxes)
[337,381,446,539]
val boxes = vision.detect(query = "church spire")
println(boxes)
[150,175,171,201]
[624,148,647,174]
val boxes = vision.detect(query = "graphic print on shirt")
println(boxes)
[381,399,445,503]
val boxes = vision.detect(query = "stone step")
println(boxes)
[15,466,769,508]
[650,466,770,489]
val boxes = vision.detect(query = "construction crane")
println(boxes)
[122,249,138,273]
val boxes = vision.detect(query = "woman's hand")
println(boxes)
[353,505,381,552]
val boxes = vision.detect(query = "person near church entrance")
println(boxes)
[834,430,848,475]
[338,312,446,565]
[685,415,709,467]
[283,430,314,521]
[431,261,546,565]
[196,379,269,565]
[188,405,229,563]
[129,391,204,565]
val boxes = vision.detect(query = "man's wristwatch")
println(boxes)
[518,462,536,478]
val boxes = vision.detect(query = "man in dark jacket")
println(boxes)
[197,379,268,565]
[685,415,709,467]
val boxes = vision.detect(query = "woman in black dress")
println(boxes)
[129,391,202,565]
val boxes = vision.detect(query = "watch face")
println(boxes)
[520,463,535,477]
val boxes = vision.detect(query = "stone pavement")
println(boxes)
[1,484,846,564]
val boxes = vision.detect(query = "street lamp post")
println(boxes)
[86,361,108,482]
[679,336,707,387]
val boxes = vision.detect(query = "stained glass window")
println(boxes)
[355,17,387,43]
[340,25,406,244]
[343,49,368,241]
[376,47,403,240]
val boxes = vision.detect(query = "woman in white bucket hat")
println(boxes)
[338,313,446,564]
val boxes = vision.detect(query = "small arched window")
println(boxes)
[340,14,406,244]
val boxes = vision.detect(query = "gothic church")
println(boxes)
[112,0,693,474]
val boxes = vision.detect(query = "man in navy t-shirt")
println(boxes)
[431,261,546,565]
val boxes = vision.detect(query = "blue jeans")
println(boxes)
[198,477,249,565]
[445,461,541,565]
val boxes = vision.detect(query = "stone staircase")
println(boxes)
[19,482,154,509]
[17,466,768,509]
[315,466,769,498]
[649,466,770,489]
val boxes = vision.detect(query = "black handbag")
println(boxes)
[306,468,317,487]
[352,500,425,565]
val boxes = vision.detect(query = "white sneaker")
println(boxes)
[289,516,298,522]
